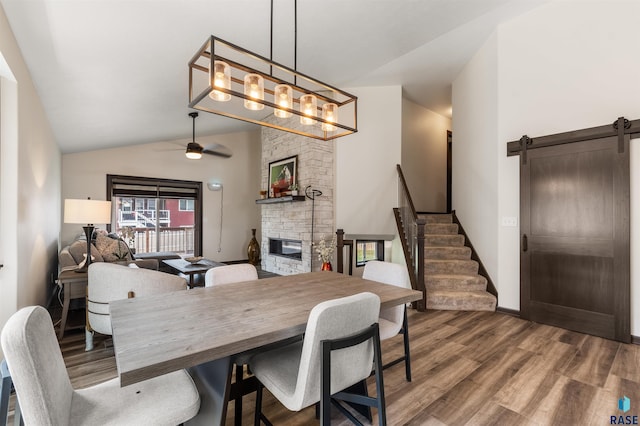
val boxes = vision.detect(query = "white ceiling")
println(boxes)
[0,0,546,153]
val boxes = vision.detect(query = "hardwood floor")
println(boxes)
[8,308,640,425]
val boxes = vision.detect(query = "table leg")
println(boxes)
[186,356,233,426]
[58,283,70,340]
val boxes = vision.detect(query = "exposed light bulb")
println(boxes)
[300,94,317,125]
[209,61,231,102]
[322,103,338,132]
[244,73,264,110]
[274,84,293,118]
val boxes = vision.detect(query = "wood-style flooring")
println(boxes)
[8,308,640,425]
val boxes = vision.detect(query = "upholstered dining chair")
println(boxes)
[204,263,259,425]
[1,306,201,426]
[363,260,412,382]
[204,263,258,287]
[88,262,188,336]
[249,292,386,426]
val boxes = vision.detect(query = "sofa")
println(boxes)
[59,231,159,271]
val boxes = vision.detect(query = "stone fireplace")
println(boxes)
[260,125,334,275]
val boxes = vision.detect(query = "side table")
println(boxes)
[57,270,92,350]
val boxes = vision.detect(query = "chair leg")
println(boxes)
[1,360,11,425]
[372,327,387,426]
[234,364,243,426]
[402,309,412,382]
[321,341,332,426]
[254,383,263,426]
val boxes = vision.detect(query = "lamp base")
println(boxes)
[76,225,95,273]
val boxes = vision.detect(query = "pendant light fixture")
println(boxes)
[188,0,357,141]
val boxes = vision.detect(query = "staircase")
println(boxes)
[422,214,497,311]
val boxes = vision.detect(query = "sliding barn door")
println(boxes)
[520,135,630,342]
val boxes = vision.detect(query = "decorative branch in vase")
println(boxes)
[313,234,337,271]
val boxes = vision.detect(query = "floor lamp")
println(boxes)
[64,198,112,272]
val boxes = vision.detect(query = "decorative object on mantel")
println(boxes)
[187,0,357,141]
[289,183,299,196]
[314,234,336,272]
[64,198,112,272]
[248,229,260,266]
[269,156,297,198]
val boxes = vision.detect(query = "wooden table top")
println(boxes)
[161,258,225,274]
[110,271,422,387]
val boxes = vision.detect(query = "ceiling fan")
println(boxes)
[185,112,232,159]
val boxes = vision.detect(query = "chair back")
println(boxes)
[1,306,73,425]
[204,264,258,287]
[294,292,380,409]
[363,261,410,328]
[88,262,188,335]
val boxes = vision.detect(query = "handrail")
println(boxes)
[396,164,426,311]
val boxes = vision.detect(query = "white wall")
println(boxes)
[453,1,640,332]
[336,86,403,264]
[452,32,500,292]
[0,3,61,351]
[62,130,261,262]
[401,99,451,212]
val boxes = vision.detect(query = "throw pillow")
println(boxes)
[68,240,104,265]
[95,233,132,262]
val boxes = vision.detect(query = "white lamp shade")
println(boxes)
[64,199,112,225]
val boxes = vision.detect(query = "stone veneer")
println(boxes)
[260,125,334,275]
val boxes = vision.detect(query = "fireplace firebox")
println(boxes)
[269,238,302,260]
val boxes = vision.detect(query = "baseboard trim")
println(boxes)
[632,335,640,345]
[496,307,520,317]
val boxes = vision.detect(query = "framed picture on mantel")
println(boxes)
[268,155,297,197]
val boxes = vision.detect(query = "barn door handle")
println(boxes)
[522,234,528,252]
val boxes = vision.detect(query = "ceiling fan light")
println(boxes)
[209,61,231,102]
[321,103,338,132]
[185,142,203,160]
[300,94,317,125]
[244,73,264,110]
[274,84,293,118]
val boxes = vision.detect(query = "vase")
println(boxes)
[321,261,332,271]
[247,228,260,265]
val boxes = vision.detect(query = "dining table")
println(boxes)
[109,270,423,426]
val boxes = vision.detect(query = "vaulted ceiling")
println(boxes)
[0,0,545,153]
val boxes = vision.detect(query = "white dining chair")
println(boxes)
[1,306,201,426]
[88,262,188,336]
[363,260,412,382]
[204,263,258,287]
[249,292,386,426]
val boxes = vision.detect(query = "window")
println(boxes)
[356,240,384,267]
[107,175,203,256]
[179,199,195,211]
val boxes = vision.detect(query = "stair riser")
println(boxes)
[425,247,472,260]
[425,235,465,247]
[426,293,497,312]
[425,224,459,235]
[426,260,479,275]
[422,215,453,224]
[426,276,487,291]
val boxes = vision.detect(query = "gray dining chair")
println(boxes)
[1,306,201,426]
[363,260,412,381]
[204,263,259,425]
[249,292,386,426]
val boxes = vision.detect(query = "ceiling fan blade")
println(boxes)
[202,143,233,158]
